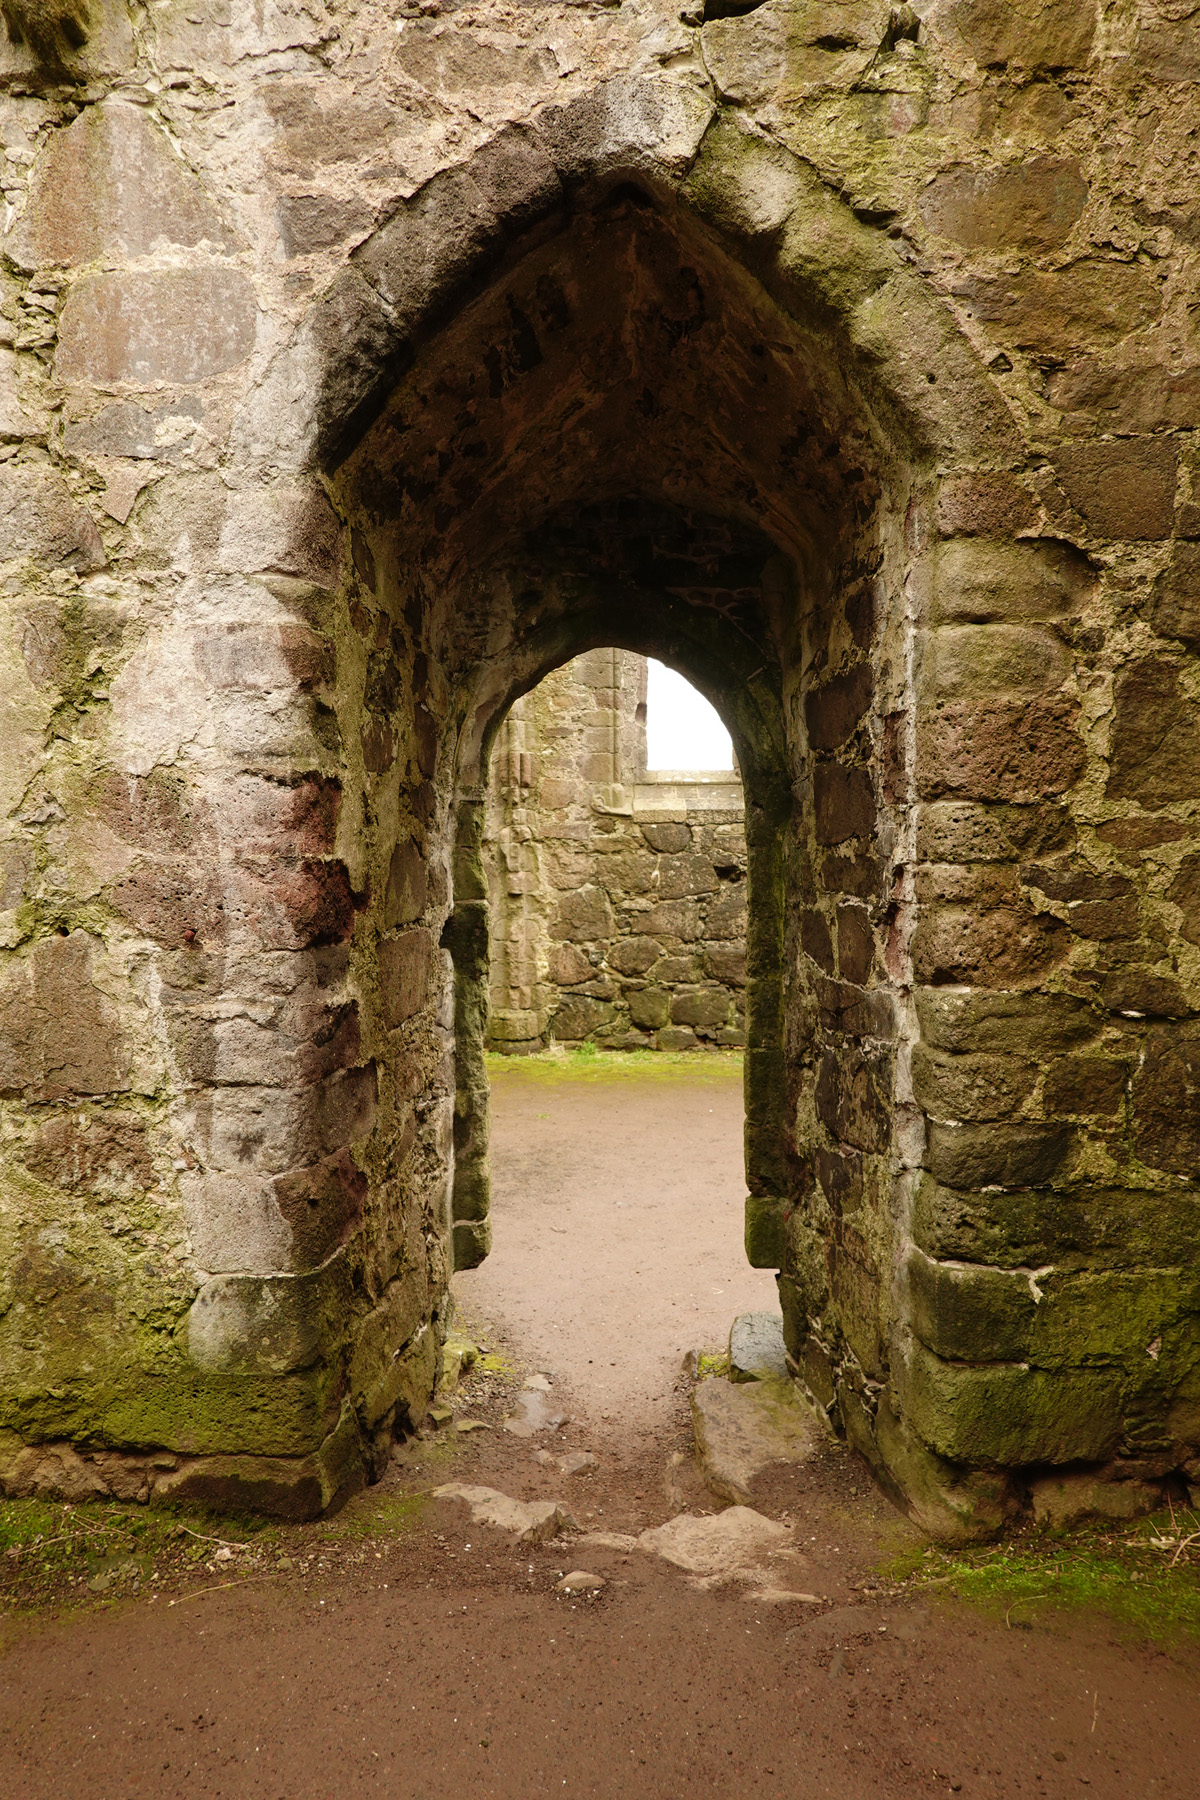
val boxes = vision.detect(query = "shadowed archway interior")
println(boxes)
[329,172,913,1514]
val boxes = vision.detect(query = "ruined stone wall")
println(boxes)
[0,0,1196,1533]
[484,648,748,1052]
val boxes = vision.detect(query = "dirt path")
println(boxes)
[1,1056,1197,1800]
[453,1052,777,1431]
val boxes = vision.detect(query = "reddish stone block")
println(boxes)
[1150,542,1200,651]
[920,156,1087,253]
[917,695,1084,802]
[1107,660,1200,806]
[378,928,434,1028]
[0,933,131,1097]
[814,763,875,844]
[57,267,258,388]
[273,1149,367,1272]
[935,474,1038,538]
[805,663,872,751]
[19,1112,153,1195]
[911,904,1069,987]
[1052,438,1178,541]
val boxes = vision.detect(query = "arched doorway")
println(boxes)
[322,123,926,1517]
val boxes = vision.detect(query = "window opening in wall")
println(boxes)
[645,658,734,773]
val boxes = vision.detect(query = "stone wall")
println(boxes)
[0,0,1197,1533]
[484,649,748,1053]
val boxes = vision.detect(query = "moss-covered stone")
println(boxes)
[744,1193,788,1270]
[897,1341,1124,1467]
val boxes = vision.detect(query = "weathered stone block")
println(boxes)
[552,994,615,1040]
[959,262,1161,357]
[547,943,591,985]
[928,0,1096,72]
[378,928,434,1028]
[57,268,258,387]
[801,908,835,971]
[1131,1025,1200,1175]
[1167,854,1200,947]
[640,821,690,853]
[911,1045,1037,1121]
[805,663,871,751]
[273,1150,367,1273]
[656,851,719,899]
[1052,439,1178,541]
[906,1246,1037,1363]
[934,474,1038,539]
[744,1195,788,1270]
[186,1270,332,1376]
[551,885,615,942]
[606,935,660,975]
[910,903,1068,986]
[0,932,131,1096]
[9,99,233,270]
[897,1341,1124,1466]
[911,1174,1200,1272]
[152,1403,365,1522]
[915,988,1096,1056]
[1043,1055,1126,1117]
[919,157,1087,252]
[1030,1470,1162,1530]
[919,624,1072,700]
[701,890,746,939]
[814,763,874,843]
[277,193,373,258]
[815,1045,891,1154]
[1107,659,1200,805]
[628,986,670,1029]
[0,464,105,571]
[926,1121,1070,1189]
[669,986,730,1029]
[917,695,1084,802]
[384,839,427,928]
[1150,542,1200,652]
[926,538,1096,626]
[836,904,873,985]
[705,945,747,986]
[355,124,560,336]
[873,1397,1013,1542]
[348,1269,430,1429]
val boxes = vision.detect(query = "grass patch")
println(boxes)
[0,1496,282,1610]
[486,1047,743,1085]
[322,1492,428,1543]
[895,1508,1200,1644]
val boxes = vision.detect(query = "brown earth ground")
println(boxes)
[1,1053,1197,1800]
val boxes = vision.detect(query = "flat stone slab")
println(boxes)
[503,1387,568,1437]
[729,1311,789,1381]
[433,1484,578,1545]
[692,1374,821,1505]
[636,1506,793,1580]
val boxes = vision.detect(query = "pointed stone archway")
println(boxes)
[4,77,1196,1535]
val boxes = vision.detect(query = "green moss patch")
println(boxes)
[319,1491,428,1543]
[0,1495,281,1611]
[485,1047,743,1086]
[890,1508,1200,1644]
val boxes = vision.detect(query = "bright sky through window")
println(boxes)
[645,658,734,771]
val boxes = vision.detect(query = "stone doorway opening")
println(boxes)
[326,140,920,1523]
